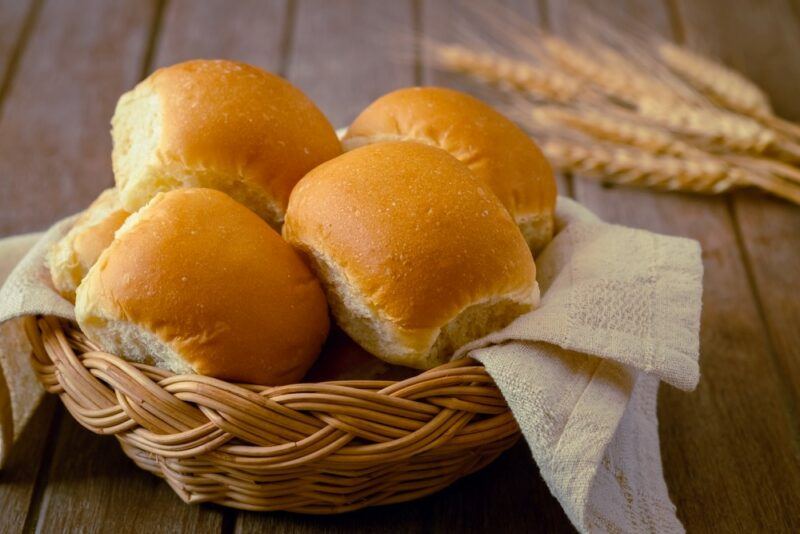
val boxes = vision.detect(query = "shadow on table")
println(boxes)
[234,440,576,533]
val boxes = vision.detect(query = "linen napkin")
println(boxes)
[0,197,701,534]
[0,230,52,466]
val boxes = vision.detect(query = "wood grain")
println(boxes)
[674,0,800,416]
[152,0,289,73]
[0,2,50,527]
[546,1,800,531]
[0,397,56,532]
[0,0,36,92]
[32,413,222,533]
[0,0,151,236]
[285,0,418,127]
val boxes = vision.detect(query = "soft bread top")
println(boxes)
[111,59,341,229]
[76,188,330,385]
[343,87,557,252]
[47,188,130,302]
[283,141,538,369]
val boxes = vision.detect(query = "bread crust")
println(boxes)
[47,188,129,301]
[283,141,538,368]
[76,188,330,385]
[344,87,557,252]
[112,59,342,227]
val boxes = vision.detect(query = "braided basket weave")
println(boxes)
[25,315,520,513]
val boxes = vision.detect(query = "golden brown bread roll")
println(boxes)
[76,188,330,385]
[111,59,341,229]
[47,188,130,301]
[283,141,539,370]
[343,87,557,252]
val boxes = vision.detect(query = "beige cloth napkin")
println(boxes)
[0,231,50,466]
[0,198,701,534]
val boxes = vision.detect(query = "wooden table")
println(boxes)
[1,0,798,532]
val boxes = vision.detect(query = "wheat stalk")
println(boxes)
[532,106,701,158]
[658,42,773,117]
[431,44,582,102]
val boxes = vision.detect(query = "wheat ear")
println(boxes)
[532,106,701,158]
[544,139,800,204]
[658,42,773,117]
[634,98,800,156]
[542,139,744,193]
[431,44,582,102]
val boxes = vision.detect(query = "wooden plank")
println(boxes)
[31,413,222,533]
[152,0,289,72]
[0,2,54,531]
[673,0,800,419]
[0,0,157,531]
[0,0,37,91]
[545,0,800,531]
[0,397,56,532]
[285,0,419,128]
[0,0,156,237]
[0,1,219,531]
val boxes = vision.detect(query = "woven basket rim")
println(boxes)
[26,315,519,513]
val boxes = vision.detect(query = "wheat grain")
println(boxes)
[542,139,743,193]
[544,138,800,204]
[635,98,777,153]
[658,42,773,117]
[432,44,582,102]
[532,106,700,157]
[637,98,800,161]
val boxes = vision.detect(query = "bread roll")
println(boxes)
[283,141,539,370]
[76,188,329,385]
[343,87,557,252]
[47,188,129,301]
[111,59,341,229]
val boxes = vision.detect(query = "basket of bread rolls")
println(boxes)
[26,60,556,513]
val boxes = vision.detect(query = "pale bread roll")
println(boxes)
[283,141,539,370]
[47,188,130,302]
[76,188,329,385]
[343,87,557,252]
[111,59,341,229]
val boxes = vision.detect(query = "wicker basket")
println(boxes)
[25,315,520,513]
